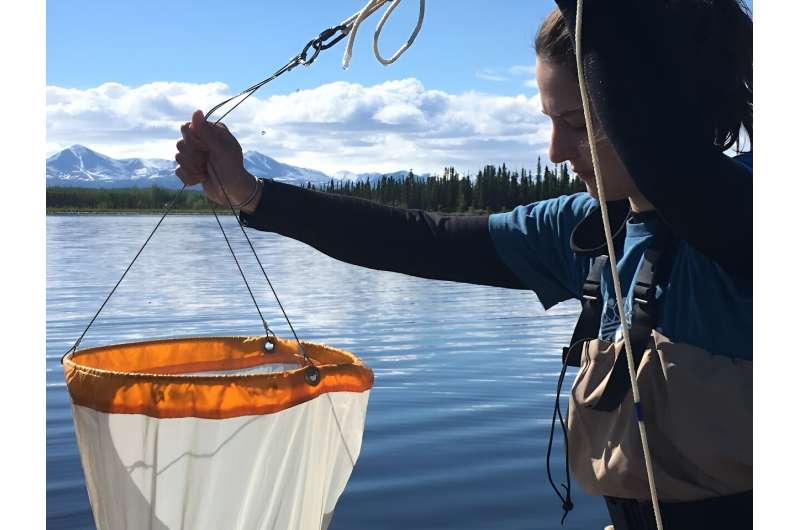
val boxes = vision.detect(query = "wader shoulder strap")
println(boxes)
[563,255,609,367]
[591,242,667,412]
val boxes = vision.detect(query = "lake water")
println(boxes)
[46,214,608,529]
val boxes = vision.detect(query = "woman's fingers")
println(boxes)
[175,151,208,186]
[175,139,207,165]
[175,166,206,187]
[175,166,201,186]
[191,110,241,151]
[181,121,209,151]
[175,121,211,186]
[176,110,253,207]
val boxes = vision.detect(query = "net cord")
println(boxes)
[58,0,417,499]
[205,0,425,123]
[61,187,188,360]
[205,159,310,360]
[62,0,420,362]
[574,1,664,528]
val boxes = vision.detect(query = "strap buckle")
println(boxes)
[582,277,602,302]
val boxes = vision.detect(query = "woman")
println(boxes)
[175,1,753,528]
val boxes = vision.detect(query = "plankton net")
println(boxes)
[61,2,426,528]
[62,336,372,530]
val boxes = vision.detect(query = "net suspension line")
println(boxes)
[63,0,426,366]
[574,1,664,528]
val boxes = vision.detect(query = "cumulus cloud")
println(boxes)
[46,78,552,175]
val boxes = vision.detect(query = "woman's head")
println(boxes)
[534,9,636,202]
[533,2,752,203]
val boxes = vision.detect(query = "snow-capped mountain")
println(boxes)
[46,145,178,188]
[243,151,329,186]
[46,145,429,189]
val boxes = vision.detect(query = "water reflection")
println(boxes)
[47,214,607,529]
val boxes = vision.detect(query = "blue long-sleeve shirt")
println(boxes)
[488,154,752,360]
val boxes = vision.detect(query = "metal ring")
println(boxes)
[304,365,321,386]
[263,330,277,353]
[299,39,322,65]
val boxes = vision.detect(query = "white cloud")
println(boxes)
[509,64,537,90]
[508,65,536,76]
[475,70,508,82]
[46,78,551,175]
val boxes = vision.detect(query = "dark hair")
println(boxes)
[534,8,577,73]
[534,2,753,153]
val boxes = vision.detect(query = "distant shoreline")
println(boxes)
[46,209,234,215]
[46,208,487,216]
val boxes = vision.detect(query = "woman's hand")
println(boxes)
[175,110,262,213]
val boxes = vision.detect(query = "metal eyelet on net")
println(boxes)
[263,331,277,353]
[304,365,321,386]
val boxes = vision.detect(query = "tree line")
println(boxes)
[46,186,214,212]
[47,158,585,213]
[308,158,583,212]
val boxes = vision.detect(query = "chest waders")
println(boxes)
[552,209,753,530]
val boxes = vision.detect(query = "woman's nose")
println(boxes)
[548,124,578,165]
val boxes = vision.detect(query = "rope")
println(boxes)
[198,0,425,360]
[574,1,664,528]
[63,0,426,361]
[343,0,426,69]
[206,0,424,123]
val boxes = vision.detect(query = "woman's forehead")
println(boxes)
[535,58,582,117]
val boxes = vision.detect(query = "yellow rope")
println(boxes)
[574,1,664,528]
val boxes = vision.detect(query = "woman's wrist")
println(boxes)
[238,176,263,214]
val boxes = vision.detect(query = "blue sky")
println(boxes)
[47,1,551,95]
[47,1,560,174]
[46,0,752,175]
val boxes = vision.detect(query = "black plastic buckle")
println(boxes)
[582,277,602,301]
[632,279,655,306]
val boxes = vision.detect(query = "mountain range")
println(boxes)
[46,145,426,189]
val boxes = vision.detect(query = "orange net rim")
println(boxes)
[62,335,374,419]
[62,335,366,379]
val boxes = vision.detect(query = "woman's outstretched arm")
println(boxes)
[240,178,527,289]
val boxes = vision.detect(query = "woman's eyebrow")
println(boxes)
[542,106,584,118]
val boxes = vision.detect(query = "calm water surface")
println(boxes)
[46,214,607,529]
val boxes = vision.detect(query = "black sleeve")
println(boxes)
[239,179,526,289]
[555,0,752,276]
